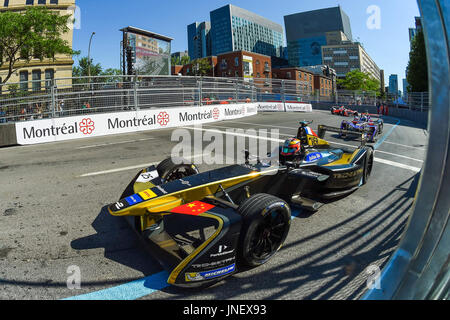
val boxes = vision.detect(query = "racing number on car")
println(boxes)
[309,136,319,145]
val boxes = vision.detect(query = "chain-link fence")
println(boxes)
[0,75,429,123]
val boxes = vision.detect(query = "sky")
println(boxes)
[73,0,421,88]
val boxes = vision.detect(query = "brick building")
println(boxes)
[173,50,272,82]
[314,74,333,97]
[271,67,315,95]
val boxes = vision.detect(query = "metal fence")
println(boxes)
[384,92,430,111]
[0,75,429,123]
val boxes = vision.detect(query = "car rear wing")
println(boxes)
[317,125,369,146]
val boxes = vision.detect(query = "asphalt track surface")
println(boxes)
[0,110,427,300]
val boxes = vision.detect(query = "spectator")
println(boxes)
[0,108,6,123]
[57,99,65,117]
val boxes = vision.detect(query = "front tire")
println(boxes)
[237,194,291,267]
[157,157,199,183]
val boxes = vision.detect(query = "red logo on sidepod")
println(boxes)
[79,118,95,135]
[157,112,170,126]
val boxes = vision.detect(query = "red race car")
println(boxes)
[331,106,359,117]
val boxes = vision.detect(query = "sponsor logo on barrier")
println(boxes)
[108,115,157,129]
[79,118,95,135]
[179,110,214,122]
[157,112,170,126]
[15,103,258,145]
[213,107,220,120]
[224,106,246,117]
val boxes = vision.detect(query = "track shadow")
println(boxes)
[70,206,163,278]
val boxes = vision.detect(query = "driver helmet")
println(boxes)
[281,138,301,156]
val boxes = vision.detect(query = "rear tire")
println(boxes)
[237,194,291,267]
[157,157,199,183]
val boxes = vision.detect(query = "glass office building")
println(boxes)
[210,4,284,58]
[187,22,212,60]
[389,74,399,94]
[284,6,353,67]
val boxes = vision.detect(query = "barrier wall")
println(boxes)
[0,123,17,147]
[257,102,313,113]
[11,103,258,146]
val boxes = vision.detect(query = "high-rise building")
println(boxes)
[321,33,380,81]
[403,78,409,97]
[0,0,75,87]
[389,74,399,94]
[409,16,423,48]
[284,6,353,67]
[210,4,284,58]
[187,22,212,60]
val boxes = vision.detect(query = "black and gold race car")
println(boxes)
[108,121,374,288]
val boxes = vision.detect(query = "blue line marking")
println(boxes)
[374,119,401,150]
[63,271,170,300]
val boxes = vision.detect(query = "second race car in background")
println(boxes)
[331,106,359,117]
[340,113,384,143]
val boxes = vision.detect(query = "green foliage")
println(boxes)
[0,7,75,84]
[188,58,212,76]
[406,30,428,92]
[72,56,122,83]
[180,55,191,65]
[171,55,191,66]
[337,70,381,94]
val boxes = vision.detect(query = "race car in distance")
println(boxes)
[340,113,384,143]
[331,105,359,117]
[108,121,374,288]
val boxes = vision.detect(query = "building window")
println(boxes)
[26,0,34,5]
[4,0,9,7]
[45,69,54,90]
[38,0,46,4]
[286,72,291,79]
[20,71,28,92]
[50,0,58,3]
[32,70,42,92]
[234,57,239,67]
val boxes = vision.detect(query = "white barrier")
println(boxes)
[257,102,312,113]
[15,103,258,145]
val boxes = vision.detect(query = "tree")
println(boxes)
[0,7,76,84]
[188,58,212,76]
[72,57,103,77]
[406,29,428,92]
[171,56,181,66]
[180,55,191,65]
[338,70,381,93]
[72,56,122,83]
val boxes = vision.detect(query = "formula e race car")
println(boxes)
[331,106,359,117]
[108,121,374,288]
[340,113,384,143]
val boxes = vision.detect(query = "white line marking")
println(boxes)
[79,154,205,177]
[374,158,421,173]
[78,138,155,150]
[381,140,426,150]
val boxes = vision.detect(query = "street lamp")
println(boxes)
[88,32,96,79]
